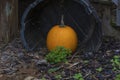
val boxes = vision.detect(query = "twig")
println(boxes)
[83,70,92,78]
[70,51,79,61]
[68,62,80,68]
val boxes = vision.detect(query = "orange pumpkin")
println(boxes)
[46,25,78,52]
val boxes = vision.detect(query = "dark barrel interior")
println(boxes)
[21,0,102,52]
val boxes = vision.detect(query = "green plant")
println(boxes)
[115,74,120,80]
[45,46,72,64]
[40,77,46,80]
[73,73,84,80]
[96,67,103,72]
[111,55,120,70]
[83,60,89,64]
[55,74,62,80]
[48,67,60,73]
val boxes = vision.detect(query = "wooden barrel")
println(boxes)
[21,0,102,52]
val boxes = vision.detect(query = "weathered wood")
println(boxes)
[0,0,18,43]
[91,0,120,39]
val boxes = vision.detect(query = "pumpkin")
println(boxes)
[46,25,78,52]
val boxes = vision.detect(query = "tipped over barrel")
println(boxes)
[21,0,102,52]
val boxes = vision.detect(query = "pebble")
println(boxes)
[36,60,47,65]
[82,52,94,60]
[24,77,44,80]
[0,74,3,78]
[114,49,120,54]
[24,76,35,80]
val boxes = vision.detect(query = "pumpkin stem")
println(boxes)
[60,15,65,27]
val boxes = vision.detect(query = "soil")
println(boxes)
[0,36,120,80]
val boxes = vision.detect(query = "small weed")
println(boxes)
[96,67,103,72]
[115,74,120,80]
[83,60,89,64]
[48,67,60,73]
[73,73,84,80]
[55,74,62,80]
[40,77,46,80]
[45,46,72,64]
[111,55,120,70]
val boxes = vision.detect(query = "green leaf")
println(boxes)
[96,67,103,72]
[83,60,89,64]
[45,46,72,64]
[111,55,120,71]
[115,74,120,80]
[40,77,46,80]
[73,73,84,80]
[48,67,60,73]
[55,74,62,80]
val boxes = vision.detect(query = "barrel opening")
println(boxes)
[21,0,102,52]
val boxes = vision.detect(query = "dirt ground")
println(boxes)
[0,36,120,80]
